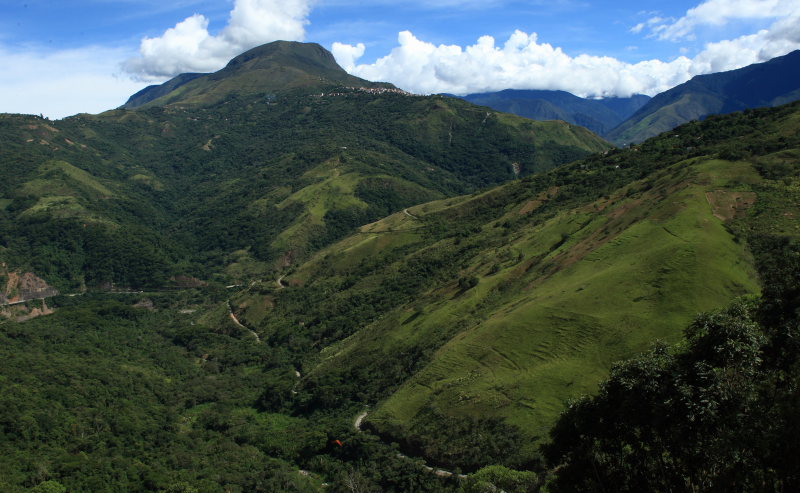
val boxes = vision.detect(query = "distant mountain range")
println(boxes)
[457,90,650,137]
[607,49,800,144]
[131,45,800,148]
[453,50,800,145]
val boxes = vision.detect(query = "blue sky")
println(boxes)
[1,0,798,118]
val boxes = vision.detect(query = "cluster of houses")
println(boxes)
[316,86,414,98]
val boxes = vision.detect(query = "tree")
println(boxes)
[544,296,800,492]
[30,481,66,493]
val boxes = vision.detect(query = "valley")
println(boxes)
[0,40,798,492]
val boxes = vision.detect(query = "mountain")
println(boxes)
[608,50,800,145]
[122,41,395,109]
[0,41,610,293]
[457,90,650,137]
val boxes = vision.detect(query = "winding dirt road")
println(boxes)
[354,411,368,431]
[403,208,419,220]
[227,301,261,343]
[352,411,466,480]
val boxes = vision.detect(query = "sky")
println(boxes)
[1,0,798,118]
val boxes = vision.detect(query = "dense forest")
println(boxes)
[2,250,797,491]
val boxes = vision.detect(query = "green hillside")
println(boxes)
[0,82,608,291]
[231,102,800,470]
[544,236,800,491]
[608,91,726,146]
[366,157,758,456]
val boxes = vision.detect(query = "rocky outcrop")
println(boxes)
[1,269,59,305]
[1,298,56,322]
[169,275,208,289]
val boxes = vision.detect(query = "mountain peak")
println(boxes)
[221,41,342,73]
[122,41,390,109]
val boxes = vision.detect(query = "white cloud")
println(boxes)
[690,13,800,71]
[0,46,147,119]
[124,0,313,81]
[331,41,365,71]
[643,0,800,41]
[333,23,800,97]
[630,16,669,35]
[323,0,512,8]
[5,0,798,119]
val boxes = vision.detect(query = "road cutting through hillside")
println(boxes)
[354,411,368,431]
[353,411,467,480]
[227,301,261,343]
[403,208,419,219]
[1,289,147,307]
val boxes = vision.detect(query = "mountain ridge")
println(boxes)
[607,49,800,144]
[457,89,650,137]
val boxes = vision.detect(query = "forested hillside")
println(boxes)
[545,236,800,492]
[0,86,608,292]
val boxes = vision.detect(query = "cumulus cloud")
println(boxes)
[331,42,366,71]
[124,0,313,81]
[333,30,688,97]
[0,46,146,119]
[333,7,800,98]
[644,0,800,41]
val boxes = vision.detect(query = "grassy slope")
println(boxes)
[302,157,760,452]
[17,160,119,222]
[252,102,800,466]
[368,158,760,444]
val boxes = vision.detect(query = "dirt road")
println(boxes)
[227,301,261,342]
